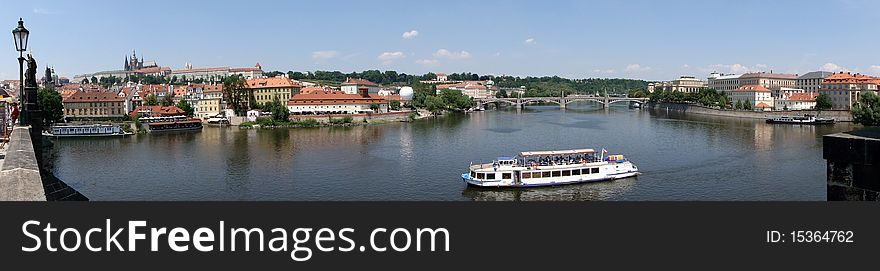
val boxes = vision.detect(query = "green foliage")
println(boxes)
[262,97,290,121]
[815,93,833,111]
[627,89,646,98]
[649,89,727,108]
[440,89,475,110]
[389,100,401,111]
[37,86,64,125]
[329,116,354,124]
[143,94,159,106]
[425,96,445,115]
[223,75,250,116]
[176,100,194,117]
[494,76,648,97]
[369,103,380,113]
[410,81,435,108]
[239,122,255,128]
[852,91,880,126]
[294,118,319,127]
[496,89,508,98]
[161,94,174,106]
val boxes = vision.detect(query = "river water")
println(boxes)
[47,104,857,201]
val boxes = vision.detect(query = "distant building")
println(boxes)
[247,76,302,106]
[62,91,127,119]
[436,73,448,82]
[729,85,774,111]
[340,78,379,95]
[171,63,264,82]
[648,76,707,93]
[129,105,186,118]
[437,81,493,99]
[774,93,817,111]
[708,72,797,93]
[796,71,833,94]
[819,72,880,110]
[287,89,389,115]
[196,84,224,120]
[73,50,171,83]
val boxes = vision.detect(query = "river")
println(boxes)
[47,104,857,201]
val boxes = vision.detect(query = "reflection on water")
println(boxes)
[49,103,859,201]
[462,177,638,201]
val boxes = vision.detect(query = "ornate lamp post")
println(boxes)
[12,18,29,124]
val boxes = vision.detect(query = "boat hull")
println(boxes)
[462,164,639,188]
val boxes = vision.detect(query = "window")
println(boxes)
[572,169,581,176]
[552,171,561,177]
[522,172,531,179]
[470,171,475,178]
[591,168,600,174]
[486,173,496,180]
[502,173,511,180]
[542,172,551,178]
[582,169,590,174]
[562,170,571,176]
[477,173,485,179]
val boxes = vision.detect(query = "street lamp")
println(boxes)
[12,18,29,122]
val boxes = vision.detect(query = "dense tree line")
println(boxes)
[852,91,880,126]
[649,88,728,108]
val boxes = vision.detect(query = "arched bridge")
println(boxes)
[476,96,649,109]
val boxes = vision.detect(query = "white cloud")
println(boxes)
[402,30,419,39]
[525,38,535,44]
[820,63,846,72]
[755,64,769,69]
[33,8,61,15]
[416,59,439,66]
[495,52,502,57]
[682,64,690,68]
[433,49,471,60]
[592,69,616,75]
[624,64,651,72]
[702,63,769,74]
[377,51,405,65]
[312,50,339,60]
[869,65,880,74]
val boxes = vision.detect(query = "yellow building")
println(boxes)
[247,76,302,106]
[197,84,224,119]
[62,91,127,119]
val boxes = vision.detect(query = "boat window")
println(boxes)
[522,172,531,179]
[486,173,496,180]
[542,171,551,178]
[502,173,511,180]
[591,168,600,174]
[572,169,581,175]
[582,169,589,174]
[470,171,475,178]
[562,170,571,176]
[477,173,485,179]
[552,171,561,177]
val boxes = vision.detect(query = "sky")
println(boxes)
[1,0,880,81]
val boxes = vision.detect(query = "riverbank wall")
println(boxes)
[290,111,412,124]
[647,102,854,122]
[824,128,880,201]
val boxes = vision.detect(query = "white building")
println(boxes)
[774,93,817,111]
[819,72,880,110]
[287,90,389,115]
[796,71,833,94]
[340,78,379,95]
[729,85,774,111]
[708,72,797,93]
[648,76,707,93]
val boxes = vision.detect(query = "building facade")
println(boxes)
[796,71,833,94]
[708,72,797,93]
[171,63,264,83]
[287,90,389,115]
[340,78,379,95]
[247,76,302,106]
[649,76,707,93]
[729,85,774,110]
[196,84,224,120]
[774,93,817,111]
[62,91,127,119]
[819,72,880,110]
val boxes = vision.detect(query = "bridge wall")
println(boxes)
[0,126,46,201]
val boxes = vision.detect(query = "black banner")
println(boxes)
[0,202,876,269]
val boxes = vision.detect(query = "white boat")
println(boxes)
[462,148,639,187]
[43,124,132,137]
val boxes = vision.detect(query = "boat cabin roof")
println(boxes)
[496,157,514,161]
[519,149,596,157]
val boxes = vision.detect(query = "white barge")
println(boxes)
[43,124,132,137]
[462,148,638,187]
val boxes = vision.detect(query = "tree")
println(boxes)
[389,100,401,111]
[425,96,445,115]
[496,89,508,98]
[144,94,159,106]
[176,100,194,117]
[161,94,174,106]
[90,76,98,84]
[223,75,250,116]
[852,91,880,126]
[37,86,64,125]
[264,97,289,122]
[814,93,833,118]
[369,103,380,113]
[744,101,753,110]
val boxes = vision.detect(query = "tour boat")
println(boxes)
[43,124,132,137]
[765,114,834,125]
[140,115,203,132]
[462,148,639,187]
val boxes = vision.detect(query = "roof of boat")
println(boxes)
[519,149,596,157]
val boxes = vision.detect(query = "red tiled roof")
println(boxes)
[735,85,770,91]
[341,78,378,86]
[63,91,124,103]
[202,84,223,93]
[756,102,772,108]
[287,90,387,105]
[785,93,817,101]
[246,76,301,89]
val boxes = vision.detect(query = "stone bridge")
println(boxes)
[475,96,649,109]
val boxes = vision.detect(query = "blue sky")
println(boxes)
[1,0,879,81]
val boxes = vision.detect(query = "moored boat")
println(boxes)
[140,115,203,132]
[462,148,639,187]
[43,124,132,137]
[765,114,834,125]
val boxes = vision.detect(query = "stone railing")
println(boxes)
[0,126,46,201]
[824,127,880,201]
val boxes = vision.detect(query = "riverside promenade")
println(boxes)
[647,102,854,122]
